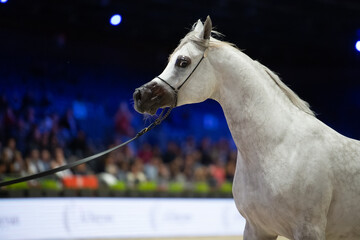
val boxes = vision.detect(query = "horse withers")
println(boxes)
[133,16,360,240]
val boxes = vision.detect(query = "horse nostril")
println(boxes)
[134,89,142,101]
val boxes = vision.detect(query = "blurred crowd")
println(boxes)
[0,91,236,189]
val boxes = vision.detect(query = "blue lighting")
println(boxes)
[110,14,122,26]
[356,40,360,52]
[0,0,8,3]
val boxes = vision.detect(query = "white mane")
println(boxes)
[172,25,315,116]
[257,63,315,116]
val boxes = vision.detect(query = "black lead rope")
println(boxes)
[0,107,173,187]
[0,51,207,188]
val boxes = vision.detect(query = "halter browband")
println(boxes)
[156,53,206,107]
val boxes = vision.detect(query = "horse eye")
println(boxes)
[175,55,191,68]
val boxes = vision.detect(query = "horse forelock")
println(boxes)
[169,26,233,61]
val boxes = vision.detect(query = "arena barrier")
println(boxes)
[0,198,245,240]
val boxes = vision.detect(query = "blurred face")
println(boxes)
[14,152,23,162]
[8,138,16,149]
[55,148,64,161]
[0,163,6,173]
[31,149,40,159]
[41,149,51,162]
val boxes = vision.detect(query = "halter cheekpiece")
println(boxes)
[156,51,206,107]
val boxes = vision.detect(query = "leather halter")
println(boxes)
[156,53,206,107]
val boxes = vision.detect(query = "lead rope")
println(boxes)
[0,50,208,187]
[0,107,173,187]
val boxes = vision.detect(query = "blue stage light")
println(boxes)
[110,14,122,26]
[356,40,360,52]
[0,0,8,3]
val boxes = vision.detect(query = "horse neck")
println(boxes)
[210,47,300,159]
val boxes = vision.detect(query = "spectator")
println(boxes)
[127,158,147,187]
[114,102,134,137]
[198,137,212,166]
[59,108,78,137]
[144,156,161,182]
[39,131,51,151]
[3,107,17,139]
[10,151,26,175]
[40,149,52,171]
[3,138,17,162]
[26,149,42,174]
[0,159,8,179]
[162,141,179,164]
[49,129,61,153]
[16,117,30,153]
[25,107,37,126]
[193,166,208,182]
[225,151,237,182]
[213,138,231,164]
[157,162,170,190]
[73,162,93,175]
[104,154,118,176]
[182,136,197,155]
[183,152,199,181]
[51,147,72,179]
[26,125,42,152]
[169,157,186,183]
[0,151,11,175]
[137,142,153,164]
[0,88,238,193]
[117,160,129,181]
[209,158,226,187]
[69,130,88,157]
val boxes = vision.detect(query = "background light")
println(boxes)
[0,0,8,3]
[110,14,122,26]
[356,40,360,52]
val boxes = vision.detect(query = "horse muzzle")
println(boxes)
[133,81,176,115]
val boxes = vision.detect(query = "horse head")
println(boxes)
[133,16,218,115]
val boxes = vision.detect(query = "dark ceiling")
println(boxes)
[0,0,360,137]
[1,0,359,71]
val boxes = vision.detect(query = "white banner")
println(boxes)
[0,198,245,240]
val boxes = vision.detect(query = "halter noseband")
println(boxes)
[156,52,206,107]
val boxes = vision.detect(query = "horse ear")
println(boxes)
[203,16,212,40]
[194,19,204,33]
